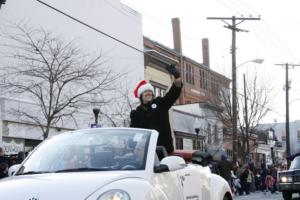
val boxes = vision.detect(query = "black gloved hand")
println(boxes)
[166,64,180,79]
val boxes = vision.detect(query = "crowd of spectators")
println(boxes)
[0,147,26,179]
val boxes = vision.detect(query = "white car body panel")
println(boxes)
[177,165,212,200]
[0,171,146,200]
[210,174,232,200]
[0,128,232,200]
[151,169,184,199]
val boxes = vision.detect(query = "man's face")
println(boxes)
[141,90,154,104]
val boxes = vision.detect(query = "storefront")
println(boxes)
[2,137,24,155]
[2,137,42,155]
[175,131,206,151]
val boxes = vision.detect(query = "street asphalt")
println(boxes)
[234,191,300,200]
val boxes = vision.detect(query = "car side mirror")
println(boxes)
[154,164,169,173]
[8,164,21,176]
[191,151,212,167]
[160,156,186,171]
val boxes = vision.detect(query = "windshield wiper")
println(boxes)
[17,171,52,175]
[54,167,113,173]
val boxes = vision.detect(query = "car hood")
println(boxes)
[0,171,145,200]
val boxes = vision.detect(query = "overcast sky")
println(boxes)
[122,0,300,124]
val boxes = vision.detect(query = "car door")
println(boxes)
[152,171,184,200]
[176,165,212,200]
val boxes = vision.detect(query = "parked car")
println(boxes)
[278,156,300,200]
[0,128,232,200]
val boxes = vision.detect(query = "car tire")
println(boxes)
[282,191,292,200]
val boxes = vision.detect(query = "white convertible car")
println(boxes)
[0,128,232,200]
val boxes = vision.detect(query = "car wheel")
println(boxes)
[282,191,292,200]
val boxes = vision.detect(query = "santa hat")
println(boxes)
[134,80,154,98]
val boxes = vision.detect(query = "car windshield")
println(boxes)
[16,129,151,175]
[290,156,300,170]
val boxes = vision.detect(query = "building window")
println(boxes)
[211,78,214,94]
[200,69,208,90]
[214,125,218,144]
[216,81,220,96]
[176,137,183,150]
[149,81,167,98]
[226,149,233,158]
[152,85,166,97]
[193,139,202,150]
[297,130,300,141]
[207,123,211,144]
[212,78,218,96]
[185,63,194,85]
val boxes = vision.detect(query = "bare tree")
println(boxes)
[99,85,138,127]
[217,74,271,162]
[0,23,121,139]
[216,87,233,124]
[238,75,270,159]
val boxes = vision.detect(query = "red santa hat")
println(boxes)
[134,80,154,98]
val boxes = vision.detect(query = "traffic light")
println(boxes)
[0,0,6,8]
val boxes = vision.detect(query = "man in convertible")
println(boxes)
[130,65,182,153]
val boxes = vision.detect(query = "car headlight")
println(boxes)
[97,189,131,200]
[281,176,293,183]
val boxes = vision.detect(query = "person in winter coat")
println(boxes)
[0,147,6,164]
[260,163,269,192]
[270,165,278,193]
[240,166,252,195]
[0,162,8,179]
[254,169,261,191]
[130,64,182,153]
[231,171,241,195]
[264,174,276,194]
[218,155,233,185]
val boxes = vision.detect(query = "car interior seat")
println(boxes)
[89,151,114,168]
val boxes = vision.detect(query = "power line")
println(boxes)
[103,0,141,24]
[232,0,297,61]
[36,0,144,54]
[236,91,285,117]
[124,1,230,51]
[37,0,229,67]
[214,0,241,15]
[226,0,252,16]
[215,0,298,62]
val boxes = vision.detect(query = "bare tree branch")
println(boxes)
[216,74,271,162]
[0,23,122,139]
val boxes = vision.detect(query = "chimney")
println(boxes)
[202,38,210,68]
[171,18,182,54]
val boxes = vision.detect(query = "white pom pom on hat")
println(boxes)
[134,80,154,98]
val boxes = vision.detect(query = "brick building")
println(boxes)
[144,18,230,104]
[144,18,231,154]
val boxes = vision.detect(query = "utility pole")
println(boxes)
[275,63,300,167]
[243,74,250,157]
[207,16,260,162]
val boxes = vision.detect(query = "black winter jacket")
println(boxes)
[130,83,182,153]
